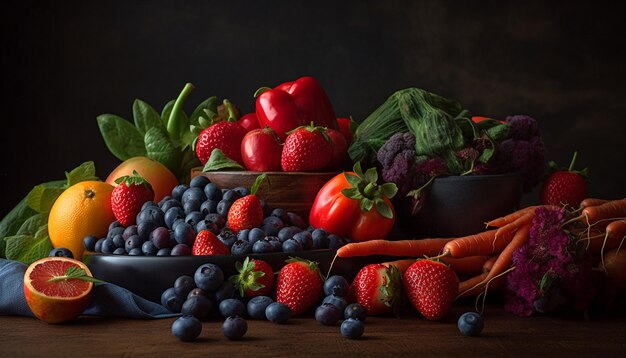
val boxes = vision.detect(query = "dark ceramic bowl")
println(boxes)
[83,250,393,303]
[394,173,523,239]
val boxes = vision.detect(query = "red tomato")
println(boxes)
[241,127,283,172]
[309,172,395,242]
[238,113,261,133]
[325,128,349,171]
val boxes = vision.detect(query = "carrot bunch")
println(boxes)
[334,197,626,301]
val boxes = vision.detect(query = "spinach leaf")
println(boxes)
[97,114,147,161]
[144,127,182,175]
[133,99,165,136]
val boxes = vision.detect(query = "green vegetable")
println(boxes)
[96,83,231,182]
[202,149,244,172]
[1,162,97,262]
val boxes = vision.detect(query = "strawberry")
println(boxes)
[336,117,357,145]
[348,263,401,316]
[110,170,154,227]
[195,120,246,166]
[227,174,266,233]
[281,123,333,172]
[191,230,230,256]
[540,151,589,209]
[229,257,274,298]
[275,257,324,316]
[403,259,459,321]
[325,128,349,171]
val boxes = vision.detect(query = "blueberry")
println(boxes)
[237,229,251,241]
[217,228,237,248]
[107,226,125,240]
[262,216,283,236]
[161,287,186,313]
[182,295,212,319]
[270,208,289,223]
[286,212,306,228]
[315,303,342,326]
[171,315,202,342]
[141,240,158,256]
[328,234,348,250]
[222,315,248,340]
[311,228,329,249]
[159,195,174,204]
[100,238,116,254]
[125,235,143,253]
[344,303,367,321]
[189,175,211,189]
[111,233,126,249]
[206,213,226,229]
[171,184,189,202]
[340,318,364,339]
[187,288,209,299]
[173,222,196,246]
[216,200,233,217]
[122,225,138,239]
[149,227,170,249]
[185,211,205,228]
[171,218,186,231]
[200,200,219,215]
[281,238,303,253]
[164,206,185,229]
[214,282,237,302]
[265,302,291,324]
[232,186,250,198]
[292,231,313,250]
[159,199,182,214]
[219,298,246,318]
[156,248,172,256]
[277,226,301,243]
[94,238,105,252]
[266,236,282,252]
[141,201,158,211]
[194,263,224,292]
[49,248,73,258]
[113,247,126,255]
[137,220,159,240]
[108,220,123,231]
[204,183,222,201]
[128,247,143,256]
[170,243,191,256]
[182,187,207,206]
[322,295,348,312]
[324,275,349,297]
[196,219,219,235]
[231,240,252,255]
[252,238,274,253]
[458,312,484,336]
[222,189,241,202]
[183,199,202,215]
[83,235,99,251]
[174,275,196,296]
[137,207,165,227]
[247,296,274,320]
[247,228,266,245]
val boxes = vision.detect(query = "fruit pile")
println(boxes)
[85,174,350,257]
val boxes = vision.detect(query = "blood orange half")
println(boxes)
[23,257,95,324]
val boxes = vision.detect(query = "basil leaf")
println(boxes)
[65,161,99,187]
[144,127,182,175]
[4,232,53,265]
[133,99,165,136]
[0,198,36,258]
[202,149,244,172]
[97,114,147,161]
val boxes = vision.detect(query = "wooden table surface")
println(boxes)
[1,301,624,357]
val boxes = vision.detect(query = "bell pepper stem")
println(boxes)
[253,86,272,98]
[167,83,195,139]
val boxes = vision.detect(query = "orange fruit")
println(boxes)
[48,181,115,260]
[106,156,179,202]
[23,257,96,324]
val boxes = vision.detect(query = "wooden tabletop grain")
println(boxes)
[1,301,624,357]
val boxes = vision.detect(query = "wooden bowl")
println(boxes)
[191,168,338,221]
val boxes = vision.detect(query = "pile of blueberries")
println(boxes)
[315,275,367,339]
[164,261,294,341]
[84,175,350,256]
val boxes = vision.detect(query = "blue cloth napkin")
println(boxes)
[0,258,177,319]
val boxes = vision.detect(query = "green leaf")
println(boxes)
[344,173,362,188]
[65,161,99,187]
[360,198,374,212]
[97,114,147,161]
[379,183,398,199]
[16,213,48,236]
[364,167,378,183]
[48,266,104,283]
[375,199,394,219]
[144,127,182,176]
[189,97,217,127]
[0,198,36,258]
[202,149,244,172]
[133,99,165,136]
[352,162,364,178]
[340,187,362,200]
[26,185,65,213]
[4,233,53,265]
[161,100,175,128]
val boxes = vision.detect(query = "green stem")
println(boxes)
[167,83,195,140]
[223,99,237,121]
[568,151,578,171]
[253,86,271,98]
[363,182,378,198]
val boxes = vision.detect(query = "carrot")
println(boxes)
[493,211,534,244]
[483,223,531,284]
[441,255,490,276]
[457,272,507,299]
[580,198,608,208]
[442,229,512,258]
[605,219,626,243]
[581,198,626,226]
[482,255,499,273]
[485,205,538,228]
[336,238,451,258]
[579,221,626,256]
[457,272,488,297]
[381,258,416,275]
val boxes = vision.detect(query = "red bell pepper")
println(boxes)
[254,76,339,141]
[309,163,398,242]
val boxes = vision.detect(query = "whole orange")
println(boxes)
[48,181,115,260]
[106,156,179,202]
[24,257,95,324]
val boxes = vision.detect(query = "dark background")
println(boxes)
[2,0,625,217]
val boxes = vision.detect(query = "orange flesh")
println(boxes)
[28,260,91,297]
